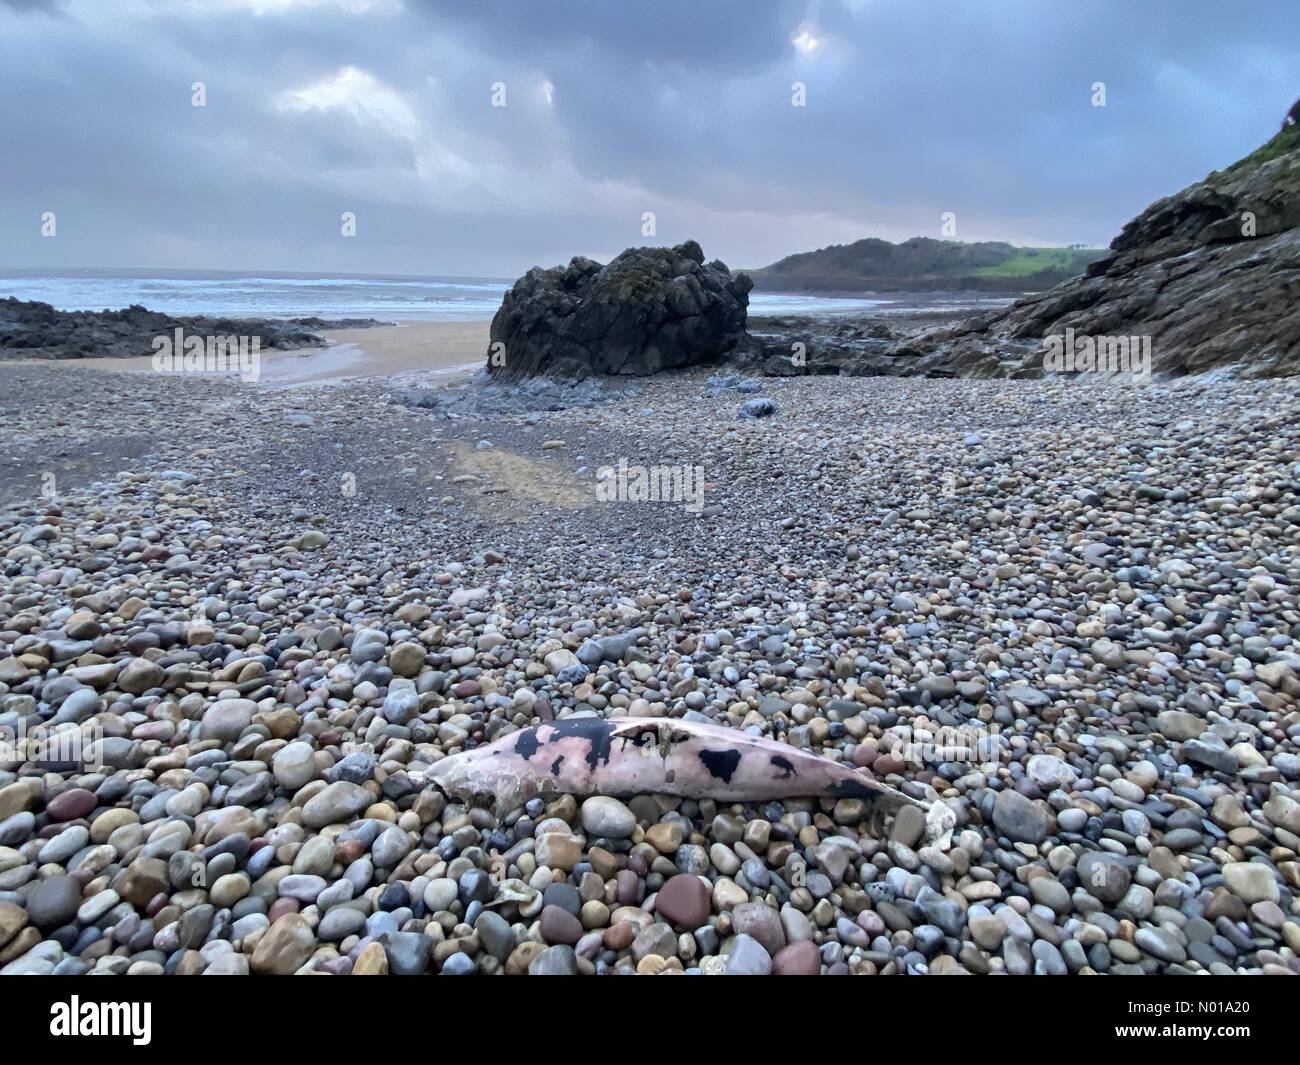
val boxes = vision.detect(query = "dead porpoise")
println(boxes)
[426,716,955,844]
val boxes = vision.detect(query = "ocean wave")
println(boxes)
[2,273,883,322]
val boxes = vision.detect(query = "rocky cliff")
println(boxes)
[921,124,1300,378]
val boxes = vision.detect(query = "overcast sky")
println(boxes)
[1,0,1296,277]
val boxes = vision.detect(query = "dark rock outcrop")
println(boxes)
[917,124,1300,378]
[733,314,961,378]
[0,297,381,360]
[486,241,752,379]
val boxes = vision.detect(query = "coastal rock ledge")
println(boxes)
[486,240,753,379]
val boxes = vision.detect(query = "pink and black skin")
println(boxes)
[426,716,955,844]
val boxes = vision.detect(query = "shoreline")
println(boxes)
[1,319,493,385]
[0,291,997,386]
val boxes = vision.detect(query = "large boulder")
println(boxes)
[486,240,753,379]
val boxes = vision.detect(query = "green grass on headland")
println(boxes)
[971,246,1103,279]
[1213,122,1300,181]
[748,236,1107,293]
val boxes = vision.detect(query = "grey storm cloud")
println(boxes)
[0,0,1296,277]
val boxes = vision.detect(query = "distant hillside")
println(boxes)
[748,236,1106,293]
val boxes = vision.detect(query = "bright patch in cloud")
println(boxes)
[792,25,822,54]
[276,66,420,140]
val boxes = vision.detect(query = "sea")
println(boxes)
[0,269,890,321]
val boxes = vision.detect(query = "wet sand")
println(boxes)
[305,320,490,382]
[5,320,491,386]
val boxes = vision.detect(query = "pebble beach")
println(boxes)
[2,354,1299,977]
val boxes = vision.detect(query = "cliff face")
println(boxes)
[930,125,1300,378]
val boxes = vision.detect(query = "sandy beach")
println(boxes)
[305,320,490,383]
[3,320,491,386]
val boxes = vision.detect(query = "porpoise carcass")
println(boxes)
[426,716,954,845]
